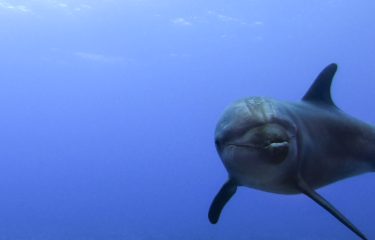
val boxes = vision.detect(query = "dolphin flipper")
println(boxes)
[208,179,237,224]
[297,178,367,240]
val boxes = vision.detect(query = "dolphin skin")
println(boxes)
[209,63,373,240]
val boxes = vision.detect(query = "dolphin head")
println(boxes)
[215,97,297,192]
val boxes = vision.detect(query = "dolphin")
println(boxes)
[208,63,373,240]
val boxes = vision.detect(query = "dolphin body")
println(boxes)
[209,64,374,240]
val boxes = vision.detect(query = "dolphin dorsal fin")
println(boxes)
[302,63,338,106]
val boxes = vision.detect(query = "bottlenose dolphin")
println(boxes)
[209,63,373,240]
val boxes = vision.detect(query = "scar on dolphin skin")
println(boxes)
[209,63,373,240]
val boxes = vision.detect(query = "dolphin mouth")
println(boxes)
[226,140,290,165]
[226,141,289,150]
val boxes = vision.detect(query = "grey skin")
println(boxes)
[208,64,374,240]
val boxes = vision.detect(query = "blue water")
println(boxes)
[1,1,375,239]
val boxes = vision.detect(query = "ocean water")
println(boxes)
[1,0,375,239]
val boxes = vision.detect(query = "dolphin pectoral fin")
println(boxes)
[297,179,367,240]
[208,178,237,224]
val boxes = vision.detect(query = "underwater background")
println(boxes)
[1,0,375,239]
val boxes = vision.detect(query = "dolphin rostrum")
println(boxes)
[209,63,373,240]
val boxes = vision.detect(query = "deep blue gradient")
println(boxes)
[1,1,375,239]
